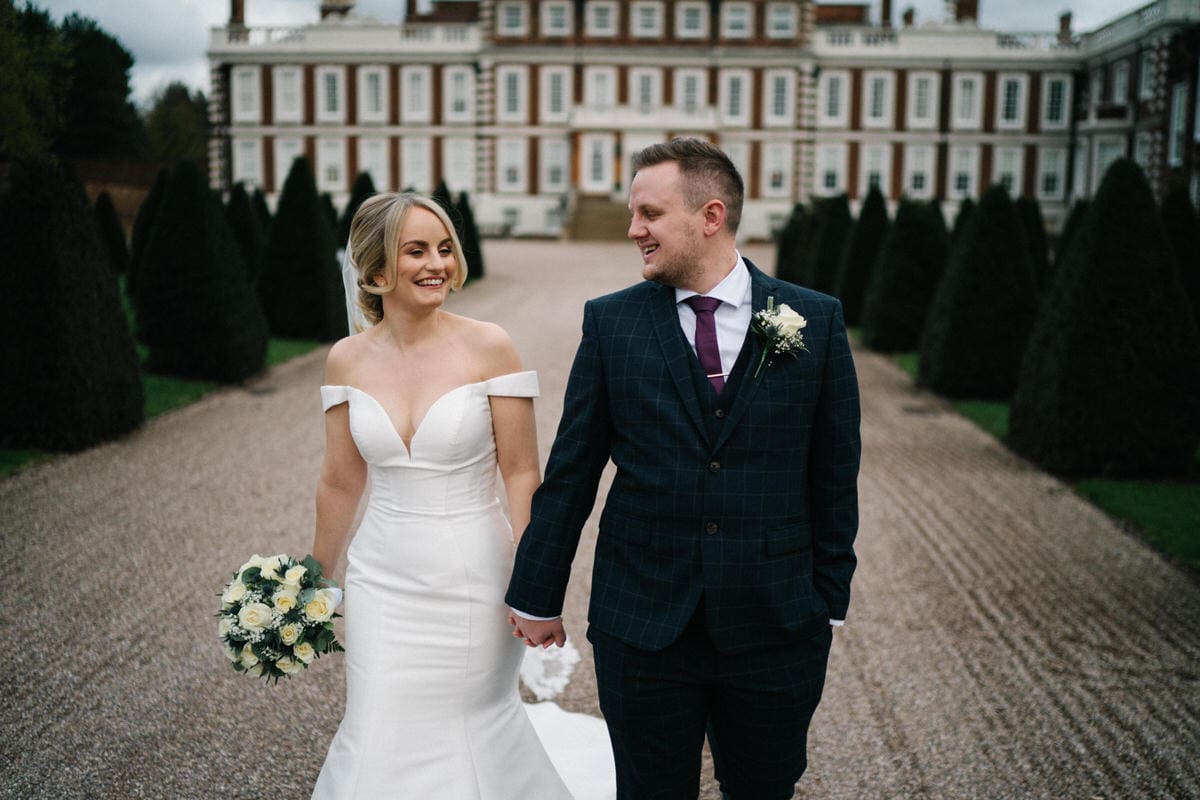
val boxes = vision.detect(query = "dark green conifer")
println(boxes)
[225,182,264,282]
[455,191,485,283]
[135,160,268,381]
[1015,195,1051,293]
[802,194,852,294]
[773,203,808,285]
[93,189,128,275]
[337,171,377,248]
[1160,179,1200,325]
[0,156,143,450]
[252,187,272,233]
[1009,159,1200,476]
[951,197,976,250]
[321,192,338,231]
[918,184,1038,399]
[126,167,167,301]
[860,198,948,352]
[834,187,888,325]
[257,157,346,340]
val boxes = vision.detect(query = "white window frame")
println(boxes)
[1168,83,1187,166]
[586,0,618,37]
[273,138,304,188]
[817,70,849,128]
[539,66,571,123]
[357,137,389,191]
[720,2,753,39]
[540,0,572,36]
[539,137,570,193]
[316,137,346,193]
[232,137,262,187]
[1090,68,1105,108]
[357,66,388,124]
[496,137,528,193]
[584,66,617,110]
[859,144,891,197]
[442,137,475,193]
[1139,50,1156,100]
[763,69,795,128]
[401,136,431,192]
[630,67,662,112]
[443,65,475,123]
[1094,136,1125,187]
[400,66,432,124]
[272,66,301,124]
[952,72,983,131]
[674,68,707,115]
[1036,146,1067,202]
[1041,73,1071,131]
[675,1,708,40]
[579,133,615,193]
[315,66,345,125]
[948,144,979,200]
[722,141,750,191]
[760,142,792,198]
[1072,140,1089,197]
[903,144,935,200]
[815,143,847,197]
[497,0,529,36]
[231,66,261,124]
[766,2,797,39]
[992,146,1024,195]
[861,70,895,130]
[1111,60,1129,105]
[720,69,752,127]
[496,65,529,124]
[906,71,938,130]
[631,1,664,37]
[995,73,1028,131]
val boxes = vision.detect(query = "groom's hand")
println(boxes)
[508,613,567,649]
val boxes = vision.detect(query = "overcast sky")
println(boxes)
[32,0,1150,106]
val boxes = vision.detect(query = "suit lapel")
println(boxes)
[712,264,772,454]
[650,284,712,447]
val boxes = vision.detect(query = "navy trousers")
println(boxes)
[589,601,832,800]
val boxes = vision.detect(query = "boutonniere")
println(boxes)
[751,297,809,378]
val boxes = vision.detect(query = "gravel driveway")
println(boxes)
[2,240,1197,799]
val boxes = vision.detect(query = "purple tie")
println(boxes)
[684,295,725,393]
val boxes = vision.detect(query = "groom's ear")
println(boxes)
[700,200,726,237]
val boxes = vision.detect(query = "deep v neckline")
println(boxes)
[345,382,479,456]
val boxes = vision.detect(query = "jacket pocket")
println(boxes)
[764,521,811,556]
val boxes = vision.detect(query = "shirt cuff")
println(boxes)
[510,607,561,622]
[829,619,845,627]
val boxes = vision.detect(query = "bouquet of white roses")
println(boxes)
[217,553,344,682]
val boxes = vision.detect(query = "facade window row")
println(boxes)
[495,0,797,41]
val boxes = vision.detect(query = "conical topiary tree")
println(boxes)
[258,156,346,340]
[127,167,167,301]
[802,194,852,294]
[834,187,888,326]
[135,160,269,382]
[225,182,264,282]
[0,156,143,450]
[252,187,272,234]
[432,179,454,216]
[1015,195,1051,293]
[773,203,808,285]
[1052,199,1088,278]
[951,197,976,249]
[860,198,949,352]
[455,191,485,284]
[1009,159,1200,477]
[917,184,1038,399]
[1160,179,1200,326]
[321,192,338,231]
[336,171,377,249]
[93,190,128,275]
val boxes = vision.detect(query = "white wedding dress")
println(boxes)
[312,371,613,800]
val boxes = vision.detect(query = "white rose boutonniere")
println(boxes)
[751,297,809,378]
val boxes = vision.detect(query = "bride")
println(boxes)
[309,192,609,798]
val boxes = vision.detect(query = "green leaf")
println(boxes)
[301,554,323,580]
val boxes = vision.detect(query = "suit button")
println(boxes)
[714,409,726,418]
[708,461,720,473]
[705,522,718,535]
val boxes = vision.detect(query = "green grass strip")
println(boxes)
[1075,480,1200,571]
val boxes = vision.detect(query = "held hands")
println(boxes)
[508,612,566,649]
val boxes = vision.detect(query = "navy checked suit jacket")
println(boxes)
[506,259,861,654]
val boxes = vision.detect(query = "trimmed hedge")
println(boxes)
[917,184,1037,399]
[1161,179,1199,326]
[834,186,888,326]
[1009,159,1200,477]
[337,171,377,249]
[773,203,808,286]
[803,194,852,294]
[225,182,264,282]
[126,167,166,302]
[1015,195,1051,293]
[93,189,128,275]
[455,191,485,283]
[0,156,143,450]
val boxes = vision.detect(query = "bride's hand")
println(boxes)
[509,613,567,649]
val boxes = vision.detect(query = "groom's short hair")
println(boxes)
[631,138,744,233]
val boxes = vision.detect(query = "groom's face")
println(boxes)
[627,161,707,288]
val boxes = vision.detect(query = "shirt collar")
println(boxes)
[675,251,751,309]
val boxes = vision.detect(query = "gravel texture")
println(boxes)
[2,240,1197,799]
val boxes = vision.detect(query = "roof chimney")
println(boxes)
[320,0,354,19]
[229,0,245,26]
[902,6,915,27]
[1058,11,1073,43]
[956,0,978,23]
[881,0,893,28]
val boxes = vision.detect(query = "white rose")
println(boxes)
[246,662,265,677]
[272,589,298,613]
[278,622,302,646]
[276,657,304,676]
[240,642,259,667]
[775,304,807,337]
[238,602,274,632]
[217,616,235,639]
[237,554,266,577]
[283,565,307,587]
[221,580,247,607]
[293,642,316,664]
[303,589,336,623]
[259,555,286,582]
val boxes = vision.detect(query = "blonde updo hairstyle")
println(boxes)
[347,192,467,326]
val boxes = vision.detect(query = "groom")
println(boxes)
[507,138,860,799]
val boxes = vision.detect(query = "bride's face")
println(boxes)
[382,206,459,311]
